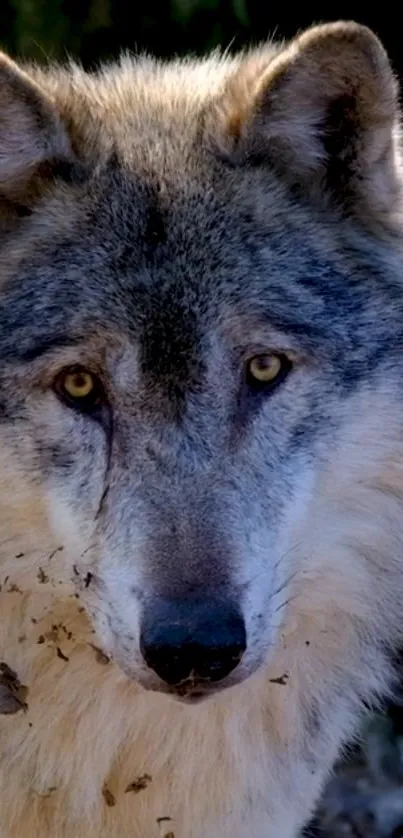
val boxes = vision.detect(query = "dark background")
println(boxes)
[0,1,401,82]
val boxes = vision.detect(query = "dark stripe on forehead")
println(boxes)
[140,298,202,382]
[0,334,83,364]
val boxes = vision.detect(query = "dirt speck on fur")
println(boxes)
[45,625,60,643]
[269,673,289,685]
[102,785,116,807]
[0,662,28,713]
[90,644,110,665]
[56,647,69,662]
[125,773,152,793]
[60,625,73,640]
[35,786,57,798]
[157,816,174,834]
[37,567,48,584]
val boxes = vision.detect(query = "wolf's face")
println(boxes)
[0,23,402,701]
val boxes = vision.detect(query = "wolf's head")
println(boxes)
[1,22,403,702]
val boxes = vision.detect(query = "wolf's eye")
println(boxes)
[246,353,291,390]
[53,367,104,412]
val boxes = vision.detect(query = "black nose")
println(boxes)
[140,598,246,686]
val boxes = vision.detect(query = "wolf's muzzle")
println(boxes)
[140,597,246,688]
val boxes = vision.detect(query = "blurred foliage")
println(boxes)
[1,0,253,65]
[0,0,400,78]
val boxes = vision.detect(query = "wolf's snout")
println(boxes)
[140,598,246,688]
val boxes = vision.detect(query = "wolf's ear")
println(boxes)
[209,22,400,221]
[0,53,74,206]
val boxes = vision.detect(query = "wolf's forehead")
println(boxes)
[0,161,376,366]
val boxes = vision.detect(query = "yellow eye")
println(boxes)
[247,353,283,383]
[54,367,103,411]
[63,370,95,399]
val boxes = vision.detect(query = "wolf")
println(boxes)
[0,18,402,838]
